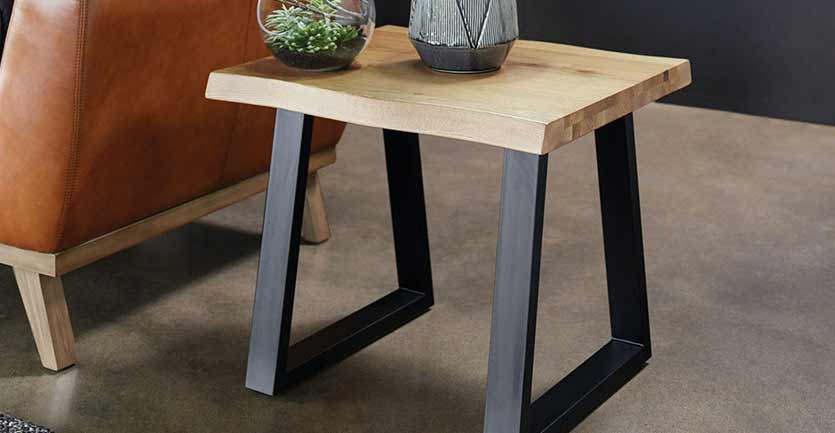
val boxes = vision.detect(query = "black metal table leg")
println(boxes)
[484,150,549,433]
[384,130,435,306]
[246,110,313,396]
[484,114,652,433]
[245,111,434,396]
[596,115,652,353]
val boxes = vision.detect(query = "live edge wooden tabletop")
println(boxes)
[206,26,691,155]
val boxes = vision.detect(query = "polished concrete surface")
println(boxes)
[1,104,834,433]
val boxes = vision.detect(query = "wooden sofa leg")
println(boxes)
[302,171,332,244]
[13,268,77,371]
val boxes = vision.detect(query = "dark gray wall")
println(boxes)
[0,0,12,61]
[378,1,835,126]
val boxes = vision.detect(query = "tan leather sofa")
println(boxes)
[0,0,345,371]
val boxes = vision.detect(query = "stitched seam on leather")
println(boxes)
[218,0,258,187]
[56,0,89,249]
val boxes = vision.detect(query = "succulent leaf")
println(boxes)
[265,0,361,54]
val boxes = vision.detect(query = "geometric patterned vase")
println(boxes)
[409,0,518,73]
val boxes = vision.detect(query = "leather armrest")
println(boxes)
[0,0,85,252]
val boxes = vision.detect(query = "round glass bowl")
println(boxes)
[258,0,376,71]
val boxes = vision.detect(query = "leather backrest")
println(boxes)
[0,0,344,253]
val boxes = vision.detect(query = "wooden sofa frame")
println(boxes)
[1,148,336,371]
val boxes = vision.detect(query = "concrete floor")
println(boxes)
[1,104,834,433]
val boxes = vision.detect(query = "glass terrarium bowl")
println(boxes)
[258,0,375,72]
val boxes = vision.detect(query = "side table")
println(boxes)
[206,26,691,433]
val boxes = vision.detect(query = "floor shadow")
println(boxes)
[139,316,489,433]
[64,221,263,337]
[0,221,263,377]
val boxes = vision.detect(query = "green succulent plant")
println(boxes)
[265,0,361,54]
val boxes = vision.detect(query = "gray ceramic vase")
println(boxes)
[408,0,518,73]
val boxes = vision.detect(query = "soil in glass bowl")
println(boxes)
[269,36,367,72]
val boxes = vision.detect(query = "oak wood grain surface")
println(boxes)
[14,268,76,371]
[207,26,691,155]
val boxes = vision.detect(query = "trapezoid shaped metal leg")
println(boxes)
[484,114,652,433]
[245,118,434,396]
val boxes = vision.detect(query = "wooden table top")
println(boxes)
[206,26,691,155]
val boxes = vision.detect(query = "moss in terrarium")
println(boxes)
[270,36,366,71]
